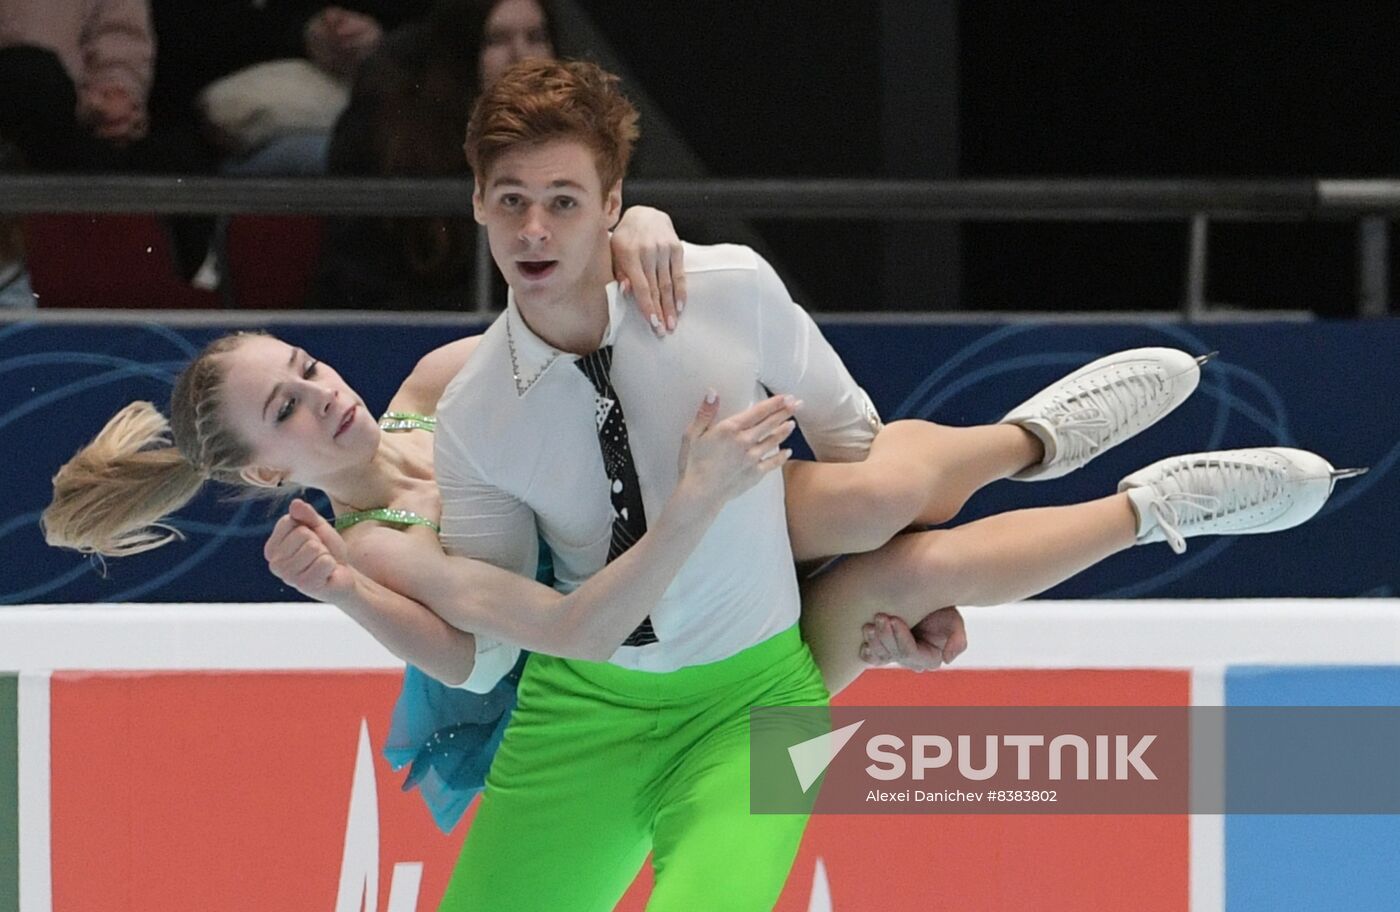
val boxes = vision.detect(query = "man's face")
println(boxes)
[474,139,621,309]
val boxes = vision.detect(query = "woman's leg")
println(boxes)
[784,420,1042,560]
[801,493,1137,695]
[801,444,1355,694]
[785,347,1208,561]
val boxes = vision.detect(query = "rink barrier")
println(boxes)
[1,599,1396,911]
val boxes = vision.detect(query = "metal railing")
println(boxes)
[4,175,1398,316]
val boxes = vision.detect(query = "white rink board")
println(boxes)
[1,599,1395,671]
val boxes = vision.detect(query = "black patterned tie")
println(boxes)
[575,346,658,647]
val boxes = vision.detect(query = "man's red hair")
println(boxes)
[465,58,640,190]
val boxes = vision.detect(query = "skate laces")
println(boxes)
[1148,459,1284,554]
[1047,373,1161,462]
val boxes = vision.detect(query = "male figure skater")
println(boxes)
[432,59,1201,910]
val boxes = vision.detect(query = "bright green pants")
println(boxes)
[438,624,829,911]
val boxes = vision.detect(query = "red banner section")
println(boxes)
[47,667,1188,911]
[50,671,465,912]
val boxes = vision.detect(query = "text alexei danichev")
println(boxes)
[865,789,1060,803]
[868,789,985,803]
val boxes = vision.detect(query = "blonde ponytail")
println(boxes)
[43,401,209,557]
[44,332,273,559]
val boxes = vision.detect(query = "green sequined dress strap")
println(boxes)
[333,508,440,533]
[333,413,439,531]
[378,411,437,433]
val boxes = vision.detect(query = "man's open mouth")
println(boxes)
[518,260,558,279]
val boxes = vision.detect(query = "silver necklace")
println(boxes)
[506,315,559,397]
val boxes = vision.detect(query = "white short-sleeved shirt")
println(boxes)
[437,244,881,690]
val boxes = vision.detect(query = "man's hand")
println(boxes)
[859,607,968,672]
[305,6,383,78]
[264,498,358,602]
[611,205,686,336]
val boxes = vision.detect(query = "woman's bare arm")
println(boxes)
[266,394,795,665]
[388,335,484,416]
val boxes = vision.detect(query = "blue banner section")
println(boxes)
[1225,667,1400,912]
[1222,707,1400,813]
[4,318,1396,604]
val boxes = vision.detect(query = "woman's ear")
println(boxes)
[240,465,285,489]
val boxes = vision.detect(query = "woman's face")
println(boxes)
[480,0,554,86]
[219,335,378,487]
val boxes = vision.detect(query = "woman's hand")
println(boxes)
[264,498,358,602]
[675,392,797,507]
[611,206,685,336]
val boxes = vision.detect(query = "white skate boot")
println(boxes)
[1119,447,1366,554]
[1004,347,1211,481]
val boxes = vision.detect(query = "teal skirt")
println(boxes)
[381,543,552,832]
[382,653,528,833]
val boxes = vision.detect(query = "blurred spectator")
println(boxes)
[0,212,33,311]
[0,1,155,170]
[479,0,555,86]
[0,1,186,305]
[0,237,32,310]
[0,138,33,310]
[314,0,557,309]
[147,1,432,176]
[142,3,434,286]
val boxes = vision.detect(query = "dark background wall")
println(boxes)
[580,2,1400,314]
[582,0,887,311]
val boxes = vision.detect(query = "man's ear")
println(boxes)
[240,465,285,489]
[473,182,486,225]
[604,180,623,228]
